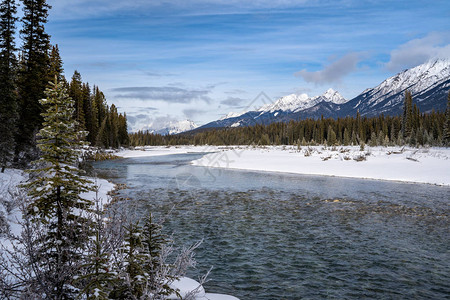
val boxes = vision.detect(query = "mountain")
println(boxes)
[196,58,450,131]
[199,88,348,129]
[154,120,198,135]
[338,58,450,117]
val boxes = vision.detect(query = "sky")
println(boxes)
[42,0,450,131]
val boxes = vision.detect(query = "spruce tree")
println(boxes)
[69,70,85,131]
[444,90,450,146]
[82,83,95,143]
[78,201,117,300]
[327,125,337,145]
[15,0,51,161]
[109,222,146,299]
[48,44,64,82]
[118,113,129,147]
[141,213,174,297]
[0,0,18,172]
[23,78,94,298]
[93,85,106,129]
[401,90,413,139]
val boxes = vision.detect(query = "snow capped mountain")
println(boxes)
[194,58,450,131]
[257,88,347,114]
[155,120,198,135]
[259,93,310,113]
[320,88,348,104]
[219,111,247,120]
[346,58,450,116]
[200,89,347,130]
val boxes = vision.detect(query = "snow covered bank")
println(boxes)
[0,169,114,238]
[191,146,450,186]
[116,145,450,185]
[169,277,239,300]
[117,146,214,158]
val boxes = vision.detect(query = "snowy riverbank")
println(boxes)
[0,169,115,238]
[117,145,450,186]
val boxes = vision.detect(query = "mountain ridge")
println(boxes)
[196,58,450,131]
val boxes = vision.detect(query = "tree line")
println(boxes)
[130,91,450,147]
[0,0,128,172]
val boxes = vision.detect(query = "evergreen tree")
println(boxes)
[118,113,129,147]
[141,213,176,297]
[109,104,119,148]
[401,90,413,139]
[444,90,450,146]
[82,83,96,144]
[78,201,117,300]
[69,70,85,131]
[93,85,106,129]
[0,0,18,172]
[48,44,64,82]
[15,0,51,161]
[109,222,146,299]
[23,78,94,298]
[327,125,337,145]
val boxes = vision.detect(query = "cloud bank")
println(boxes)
[220,97,246,107]
[386,32,450,72]
[295,52,362,85]
[111,86,212,103]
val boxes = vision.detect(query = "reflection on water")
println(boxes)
[92,154,450,299]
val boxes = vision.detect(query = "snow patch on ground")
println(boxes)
[0,169,115,244]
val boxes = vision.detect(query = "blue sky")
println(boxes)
[44,0,450,131]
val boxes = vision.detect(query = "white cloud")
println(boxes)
[295,52,363,85]
[111,86,212,104]
[386,32,450,72]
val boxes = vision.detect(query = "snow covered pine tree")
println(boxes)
[22,77,94,299]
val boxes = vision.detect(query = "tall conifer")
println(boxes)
[15,0,51,161]
[402,90,413,138]
[0,0,18,172]
[48,44,64,82]
[69,70,85,131]
[23,78,94,298]
[444,90,450,146]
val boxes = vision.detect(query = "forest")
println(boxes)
[130,90,450,147]
[0,0,128,172]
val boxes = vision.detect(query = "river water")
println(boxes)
[92,153,450,299]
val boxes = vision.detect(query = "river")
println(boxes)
[92,153,450,299]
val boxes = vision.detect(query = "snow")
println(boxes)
[0,169,115,249]
[155,119,198,135]
[117,146,214,158]
[168,277,239,300]
[361,58,450,107]
[201,294,240,300]
[191,146,450,186]
[256,89,347,114]
[220,111,247,120]
[219,89,348,122]
[80,177,115,205]
[117,145,450,186]
[0,169,27,238]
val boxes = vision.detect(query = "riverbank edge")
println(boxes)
[116,145,450,186]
